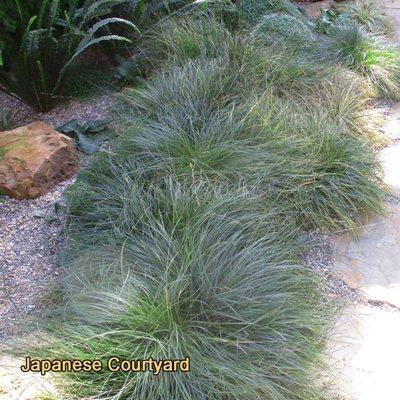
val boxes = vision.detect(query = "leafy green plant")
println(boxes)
[0,0,137,112]
[315,9,350,34]
[328,21,400,99]
[56,119,110,153]
[335,0,393,35]
[0,0,41,57]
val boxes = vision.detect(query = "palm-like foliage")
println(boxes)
[0,0,136,111]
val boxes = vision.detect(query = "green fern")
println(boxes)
[0,0,137,112]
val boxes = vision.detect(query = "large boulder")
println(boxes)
[0,122,78,199]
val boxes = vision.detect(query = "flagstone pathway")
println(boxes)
[328,3,400,399]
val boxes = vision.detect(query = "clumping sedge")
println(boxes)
[15,6,391,400]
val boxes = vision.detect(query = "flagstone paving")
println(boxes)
[330,3,400,398]
[380,144,400,197]
[381,0,400,44]
[0,355,56,400]
[328,305,400,400]
[333,202,400,308]
[383,103,400,140]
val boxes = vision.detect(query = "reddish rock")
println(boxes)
[0,122,77,199]
[300,0,335,19]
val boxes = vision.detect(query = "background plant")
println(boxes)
[328,21,400,100]
[56,118,111,153]
[335,0,393,35]
[0,0,137,111]
[0,0,43,62]
[239,0,304,27]
[252,13,320,55]
[314,9,350,34]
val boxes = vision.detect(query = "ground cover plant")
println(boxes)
[17,4,391,400]
[252,13,317,51]
[239,0,304,27]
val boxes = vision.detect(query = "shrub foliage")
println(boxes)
[239,0,304,26]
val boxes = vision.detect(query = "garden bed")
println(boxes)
[1,1,399,399]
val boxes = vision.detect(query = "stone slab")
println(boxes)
[383,102,400,139]
[379,0,400,44]
[379,144,400,197]
[0,355,56,399]
[0,121,77,199]
[333,203,400,307]
[328,305,400,400]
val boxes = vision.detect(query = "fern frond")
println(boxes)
[57,34,132,88]
[87,17,139,38]
[81,0,128,26]
[23,29,50,62]
[37,0,50,28]
[20,16,38,51]
[48,0,61,29]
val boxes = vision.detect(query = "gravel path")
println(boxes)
[0,89,113,339]
[0,91,113,129]
[0,179,74,339]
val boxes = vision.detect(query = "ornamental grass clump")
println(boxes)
[328,21,400,99]
[21,13,389,400]
[140,17,333,97]
[84,58,385,232]
[31,183,333,400]
[143,17,236,65]
[336,0,393,35]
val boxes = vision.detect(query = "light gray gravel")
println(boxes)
[0,179,73,339]
[304,229,400,312]
[0,87,113,340]
[0,90,113,129]
[303,232,365,303]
